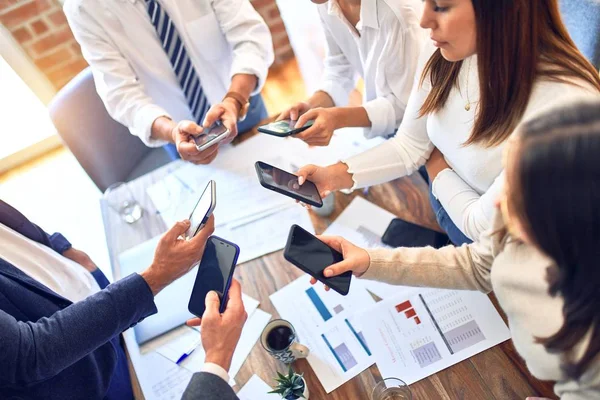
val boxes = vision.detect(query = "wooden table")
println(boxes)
[101,135,556,400]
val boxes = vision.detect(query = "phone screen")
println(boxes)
[188,237,239,317]
[256,162,322,206]
[193,123,229,148]
[285,225,351,295]
[186,181,215,238]
[259,119,314,136]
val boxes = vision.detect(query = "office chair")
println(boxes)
[48,68,171,193]
[560,0,600,68]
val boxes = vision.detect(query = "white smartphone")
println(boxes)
[192,123,230,151]
[186,180,217,239]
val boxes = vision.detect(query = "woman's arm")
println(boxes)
[432,170,504,241]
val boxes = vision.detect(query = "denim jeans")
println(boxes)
[163,93,268,160]
[418,166,472,246]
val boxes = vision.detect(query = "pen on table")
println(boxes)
[176,339,202,365]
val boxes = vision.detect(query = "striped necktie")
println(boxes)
[145,0,210,124]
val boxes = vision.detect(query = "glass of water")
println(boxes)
[104,182,143,224]
[371,378,412,400]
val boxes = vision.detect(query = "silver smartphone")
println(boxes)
[186,180,217,239]
[192,123,230,151]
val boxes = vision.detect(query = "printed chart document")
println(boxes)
[146,134,314,264]
[270,277,376,393]
[237,375,279,400]
[360,287,511,384]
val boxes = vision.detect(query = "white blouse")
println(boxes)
[317,0,425,138]
[343,42,599,240]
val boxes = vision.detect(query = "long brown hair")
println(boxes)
[419,0,600,147]
[510,101,600,379]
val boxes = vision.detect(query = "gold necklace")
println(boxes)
[465,57,472,111]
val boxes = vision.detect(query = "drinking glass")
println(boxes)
[371,378,412,400]
[104,182,143,224]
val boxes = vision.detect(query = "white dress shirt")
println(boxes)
[317,0,424,138]
[344,41,599,240]
[0,223,100,303]
[64,0,274,147]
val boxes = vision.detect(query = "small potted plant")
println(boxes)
[268,366,309,399]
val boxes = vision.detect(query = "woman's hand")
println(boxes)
[295,162,355,205]
[309,236,371,291]
[293,107,340,147]
[425,147,451,181]
[277,101,312,122]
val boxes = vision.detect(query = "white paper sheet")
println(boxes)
[150,294,260,364]
[123,330,193,400]
[237,375,279,400]
[146,134,315,264]
[150,308,272,386]
[360,287,511,385]
[270,276,376,393]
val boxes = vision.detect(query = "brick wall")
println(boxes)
[251,0,295,65]
[0,0,87,90]
[1,0,294,92]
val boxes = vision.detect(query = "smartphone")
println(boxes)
[255,161,323,208]
[257,119,314,137]
[186,180,217,239]
[193,122,230,151]
[381,218,442,248]
[284,225,351,295]
[188,236,240,317]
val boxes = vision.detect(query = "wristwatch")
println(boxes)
[223,91,250,122]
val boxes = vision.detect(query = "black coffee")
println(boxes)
[267,326,294,351]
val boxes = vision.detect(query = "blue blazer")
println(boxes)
[0,200,158,399]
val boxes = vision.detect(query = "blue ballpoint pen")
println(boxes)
[176,339,202,365]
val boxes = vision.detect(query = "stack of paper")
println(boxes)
[237,375,280,400]
[322,197,512,385]
[124,293,272,399]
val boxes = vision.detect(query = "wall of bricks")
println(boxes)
[251,0,295,66]
[1,0,294,93]
[0,0,87,90]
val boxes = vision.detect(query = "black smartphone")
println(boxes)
[255,161,323,208]
[284,225,352,296]
[188,236,240,317]
[257,119,314,137]
[381,218,441,248]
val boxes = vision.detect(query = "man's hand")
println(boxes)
[186,279,247,371]
[141,215,215,296]
[277,101,312,122]
[172,120,220,165]
[425,147,451,181]
[202,99,240,143]
[62,248,98,273]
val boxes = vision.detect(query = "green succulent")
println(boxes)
[268,366,306,399]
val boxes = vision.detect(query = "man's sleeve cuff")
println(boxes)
[50,233,72,254]
[201,362,230,383]
[133,104,172,148]
[230,53,270,95]
[362,98,398,139]
[319,80,352,108]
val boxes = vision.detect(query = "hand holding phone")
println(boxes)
[258,119,314,137]
[255,161,323,207]
[284,225,352,295]
[186,180,217,239]
[188,236,240,317]
[193,122,230,151]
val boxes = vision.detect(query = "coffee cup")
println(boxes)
[260,319,309,363]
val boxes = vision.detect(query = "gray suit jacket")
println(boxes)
[182,372,239,399]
